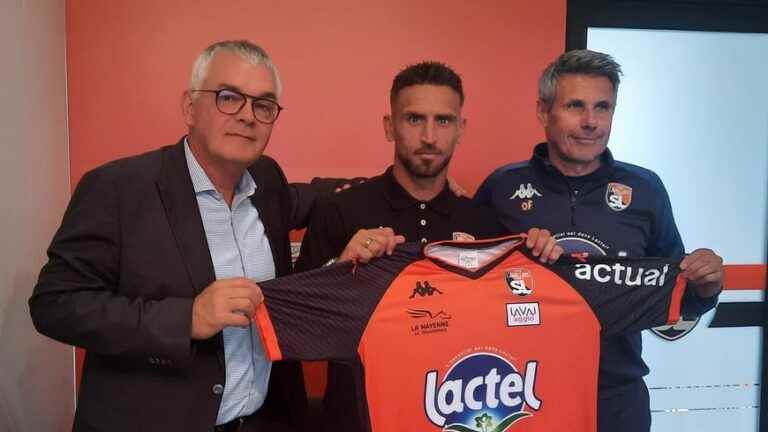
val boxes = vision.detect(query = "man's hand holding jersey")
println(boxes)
[339,227,406,264]
[525,227,564,264]
[338,226,564,265]
[191,278,265,340]
[680,248,724,298]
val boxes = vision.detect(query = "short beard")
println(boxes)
[397,150,452,179]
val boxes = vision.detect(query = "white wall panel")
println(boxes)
[0,0,73,430]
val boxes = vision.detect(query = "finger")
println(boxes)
[685,265,723,283]
[341,244,375,263]
[353,246,376,263]
[680,256,719,279]
[548,245,564,263]
[526,228,540,249]
[219,285,260,301]
[680,249,718,270]
[223,312,251,328]
[530,229,550,257]
[538,240,557,263]
[229,298,256,317]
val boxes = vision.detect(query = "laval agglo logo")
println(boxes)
[424,351,541,432]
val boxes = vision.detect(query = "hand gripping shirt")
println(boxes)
[254,235,685,432]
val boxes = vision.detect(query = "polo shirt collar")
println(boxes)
[382,166,455,215]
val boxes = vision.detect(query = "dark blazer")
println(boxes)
[30,139,310,432]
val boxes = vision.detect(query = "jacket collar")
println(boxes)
[530,142,615,190]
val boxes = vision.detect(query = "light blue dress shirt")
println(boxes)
[184,141,275,425]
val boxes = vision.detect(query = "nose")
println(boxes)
[421,119,437,144]
[580,109,597,131]
[235,98,256,125]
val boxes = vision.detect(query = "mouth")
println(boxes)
[226,133,256,141]
[571,136,601,145]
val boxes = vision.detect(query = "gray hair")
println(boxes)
[189,40,282,99]
[538,49,622,110]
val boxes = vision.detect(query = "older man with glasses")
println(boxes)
[30,40,310,432]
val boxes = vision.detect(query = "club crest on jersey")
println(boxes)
[506,269,534,296]
[651,316,700,341]
[509,183,542,200]
[424,352,541,431]
[605,182,632,211]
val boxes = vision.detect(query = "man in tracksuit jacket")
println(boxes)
[474,49,724,432]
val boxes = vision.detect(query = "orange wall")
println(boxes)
[67,0,566,396]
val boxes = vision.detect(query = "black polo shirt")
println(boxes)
[295,167,507,432]
[296,167,507,271]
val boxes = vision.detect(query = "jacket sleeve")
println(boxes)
[28,166,193,367]
[646,172,719,317]
[294,194,350,272]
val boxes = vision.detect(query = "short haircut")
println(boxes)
[390,61,464,106]
[538,49,622,110]
[188,40,282,99]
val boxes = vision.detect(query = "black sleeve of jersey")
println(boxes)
[547,255,686,337]
[294,194,351,272]
[256,244,421,361]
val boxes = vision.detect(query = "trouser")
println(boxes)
[214,411,296,432]
[598,379,651,432]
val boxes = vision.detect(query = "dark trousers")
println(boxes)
[598,379,651,432]
[214,411,297,432]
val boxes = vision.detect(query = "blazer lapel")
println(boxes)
[248,161,289,277]
[156,139,216,295]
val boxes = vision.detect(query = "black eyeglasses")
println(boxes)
[191,88,284,124]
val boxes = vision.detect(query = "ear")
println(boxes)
[182,91,195,127]
[383,114,394,142]
[456,117,467,144]
[536,99,550,128]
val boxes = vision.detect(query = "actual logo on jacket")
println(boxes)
[424,350,541,431]
[506,269,534,296]
[605,182,632,211]
[651,316,700,341]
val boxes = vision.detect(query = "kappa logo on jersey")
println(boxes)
[651,316,700,341]
[410,281,443,298]
[574,263,670,287]
[506,303,540,327]
[509,183,542,200]
[605,182,632,211]
[425,352,541,431]
[505,269,534,296]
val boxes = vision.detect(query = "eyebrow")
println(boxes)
[217,83,278,101]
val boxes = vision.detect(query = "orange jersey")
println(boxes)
[255,235,685,431]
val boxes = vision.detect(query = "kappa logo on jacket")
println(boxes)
[509,183,543,200]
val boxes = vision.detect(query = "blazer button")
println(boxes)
[212,384,224,395]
